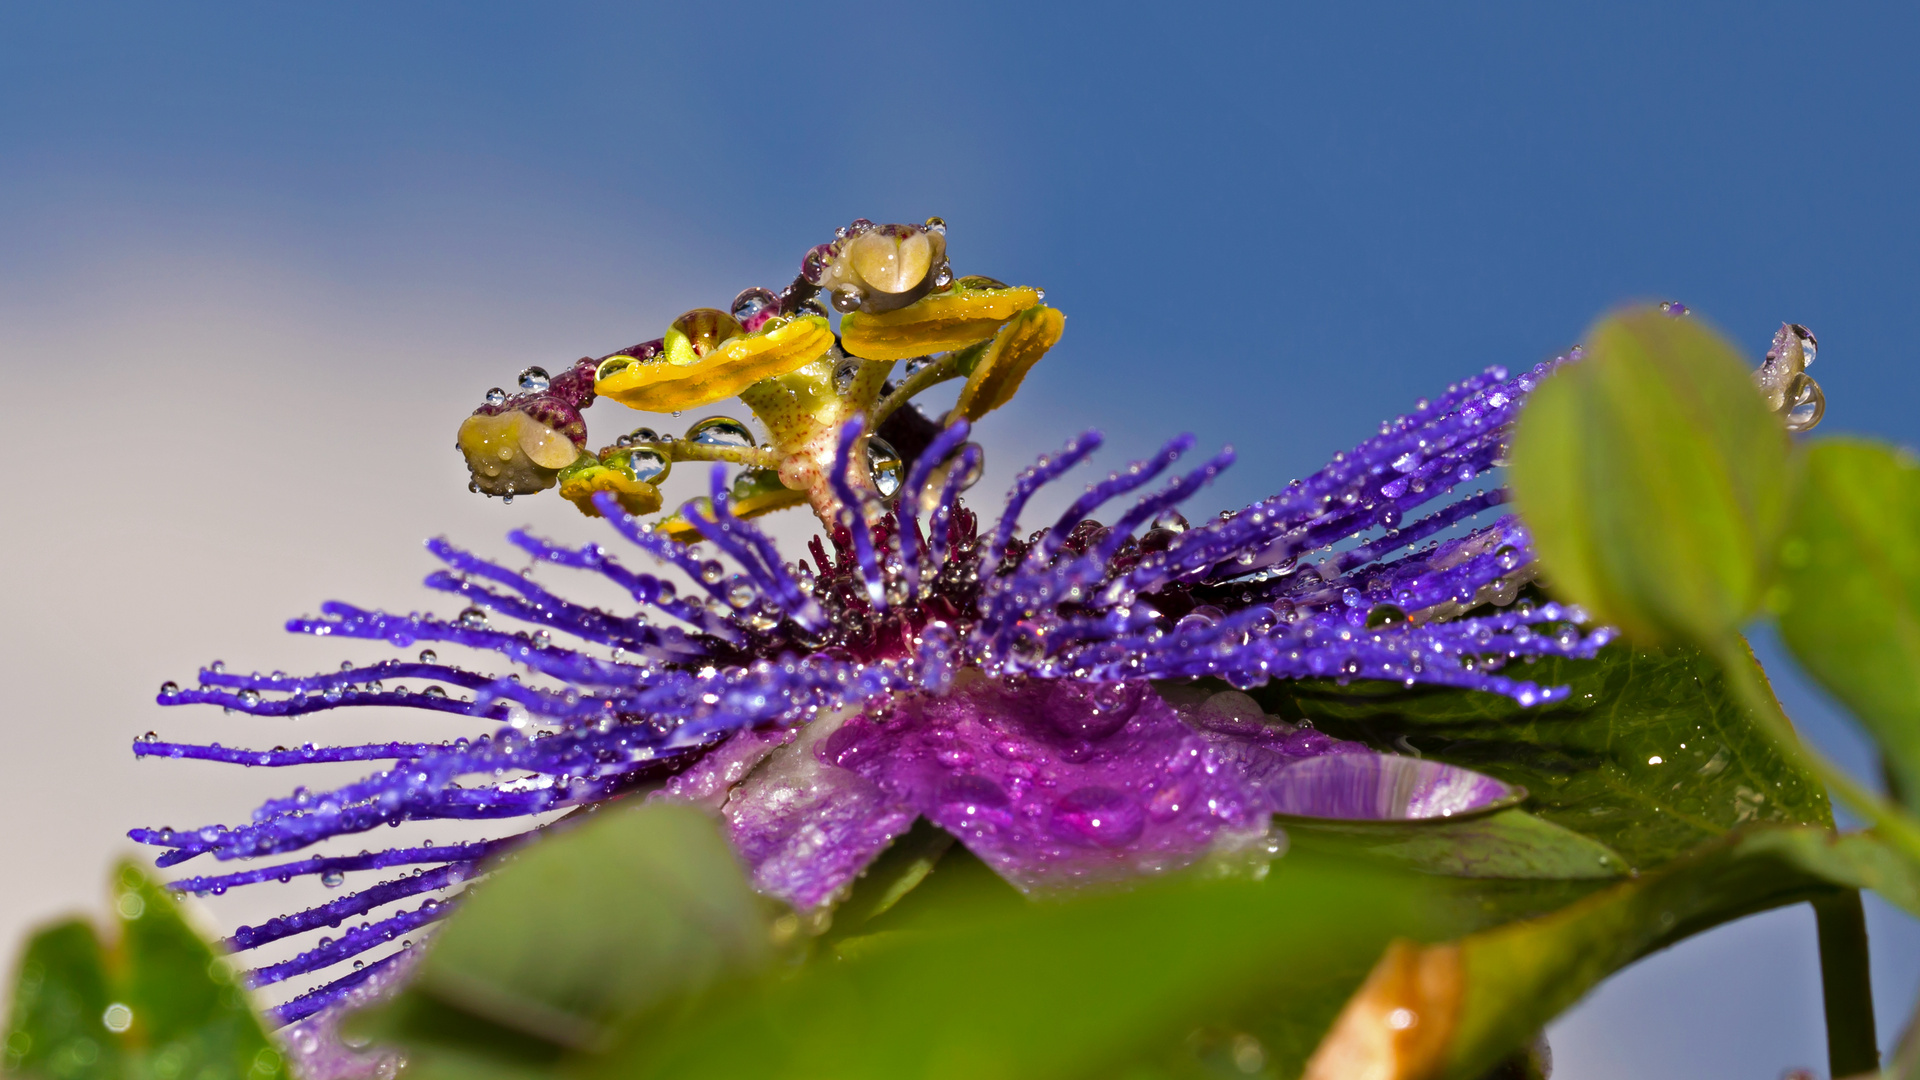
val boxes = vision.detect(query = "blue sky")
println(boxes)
[3,4,1916,1076]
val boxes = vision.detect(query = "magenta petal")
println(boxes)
[823,680,1363,892]
[1266,753,1525,821]
[719,710,917,910]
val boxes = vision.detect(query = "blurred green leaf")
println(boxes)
[4,921,123,1079]
[582,850,1582,1080]
[1773,437,1920,806]
[1286,808,1627,880]
[1254,643,1830,870]
[1508,307,1791,647]
[3,862,286,1080]
[350,801,772,1067]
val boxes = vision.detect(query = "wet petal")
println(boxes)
[1266,754,1525,821]
[719,709,917,910]
[824,679,1362,892]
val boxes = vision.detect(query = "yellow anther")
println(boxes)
[729,468,810,518]
[840,282,1043,361]
[953,305,1065,420]
[558,462,664,518]
[457,410,584,496]
[595,315,836,413]
[651,472,810,543]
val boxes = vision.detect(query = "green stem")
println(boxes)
[1711,637,1920,867]
[655,442,781,470]
[871,353,964,427]
[1814,890,1880,1077]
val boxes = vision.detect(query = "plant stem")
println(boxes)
[657,442,781,470]
[871,353,964,427]
[1814,890,1880,1077]
[1711,637,1920,867]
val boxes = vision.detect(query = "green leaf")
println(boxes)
[1773,437,1920,806]
[1251,643,1832,869]
[1285,809,1628,880]
[4,862,287,1080]
[350,801,773,1065]
[1738,825,1920,920]
[581,850,1586,1080]
[1508,307,1792,647]
[4,921,123,1079]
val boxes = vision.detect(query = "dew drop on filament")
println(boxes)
[867,437,904,496]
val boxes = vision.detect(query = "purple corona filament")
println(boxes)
[134,359,1613,1027]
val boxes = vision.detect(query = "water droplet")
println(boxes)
[1044,682,1144,740]
[484,387,506,407]
[686,416,754,449]
[726,579,755,609]
[159,680,180,697]
[949,443,985,490]
[699,560,725,584]
[1365,604,1409,629]
[1050,787,1145,848]
[237,689,261,707]
[1230,1034,1266,1074]
[867,437,903,496]
[422,685,447,698]
[595,356,632,381]
[517,366,550,392]
[937,775,1012,825]
[627,426,658,444]
[138,731,159,742]
[730,286,780,330]
[833,357,864,395]
[418,649,437,663]
[623,447,669,483]
[1785,372,1826,433]
[456,606,489,629]
[321,870,345,888]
